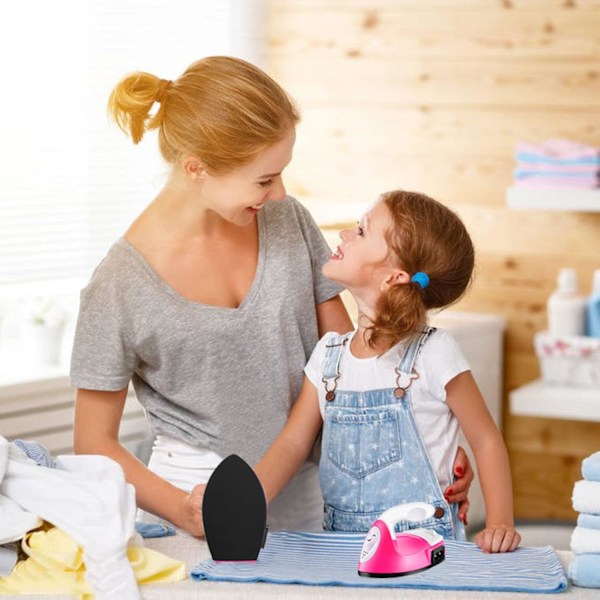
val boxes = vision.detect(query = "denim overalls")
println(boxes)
[319,327,466,540]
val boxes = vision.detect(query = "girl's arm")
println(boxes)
[74,388,204,536]
[446,371,521,553]
[254,376,323,503]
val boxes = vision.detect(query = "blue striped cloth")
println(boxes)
[12,439,57,468]
[191,531,568,593]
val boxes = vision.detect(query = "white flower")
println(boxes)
[29,297,67,328]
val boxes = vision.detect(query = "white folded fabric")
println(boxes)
[0,438,43,545]
[0,495,42,545]
[0,435,140,600]
[572,480,600,515]
[0,545,18,578]
[571,526,600,555]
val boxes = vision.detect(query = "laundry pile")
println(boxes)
[0,436,185,598]
[570,451,600,588]
[513,139,600,189]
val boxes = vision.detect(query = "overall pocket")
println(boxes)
[324,407,402,479]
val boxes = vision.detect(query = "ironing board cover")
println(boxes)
[191,531,568,593]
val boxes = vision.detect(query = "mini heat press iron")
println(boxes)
[358,502,445,577]
[202,454,268,562]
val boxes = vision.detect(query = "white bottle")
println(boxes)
[586,269,600,338]
[547,268,586,337]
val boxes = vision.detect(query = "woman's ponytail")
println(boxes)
[108,72,169,144]
[106,57,299,172]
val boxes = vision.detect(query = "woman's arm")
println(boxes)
[254,376,323,502]
[444,446,474,525]
[316,295,353,337]
[74,388,204,536]
[446,371,521,553]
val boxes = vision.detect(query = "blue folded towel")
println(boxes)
[191,531,567,593]
[568,553,600,588]
[582,451,600,482]
[514,169,600,179]
[578,513,600,531]
[515,152,600,166]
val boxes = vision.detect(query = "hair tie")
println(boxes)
[155,79,172,104]
[411,272,430,289]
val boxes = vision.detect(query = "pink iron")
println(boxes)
[358,502,445,577]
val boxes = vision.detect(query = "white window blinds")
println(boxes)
[0,0,263,287]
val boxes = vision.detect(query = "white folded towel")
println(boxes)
[572,480,600,515]
[571,526,600,554]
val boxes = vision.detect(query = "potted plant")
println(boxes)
[26,297,68,365]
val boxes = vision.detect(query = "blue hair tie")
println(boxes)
[411,272,430,289]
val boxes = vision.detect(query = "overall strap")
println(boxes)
[393,326,436,399]
[321,332,352,402]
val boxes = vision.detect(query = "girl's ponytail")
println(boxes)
[367,280,426,349]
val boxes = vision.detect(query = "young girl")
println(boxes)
[255,190,521,553]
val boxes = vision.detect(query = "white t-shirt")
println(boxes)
[304,328,470,491]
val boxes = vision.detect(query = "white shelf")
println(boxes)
[0,363,69,390]
[506,186,600,212]
[510,379,600,422]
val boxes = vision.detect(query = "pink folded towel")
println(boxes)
[516,162,600,173]
[517,139,600,160]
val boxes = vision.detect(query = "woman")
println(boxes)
[71,56,472,537]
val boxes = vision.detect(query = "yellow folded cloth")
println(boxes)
[0,525,186,595]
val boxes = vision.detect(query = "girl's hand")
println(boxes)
[181,483,206,537]
[475,525,521,553]
[444,446,474,525]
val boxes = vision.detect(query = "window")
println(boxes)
[0,0,262,382]
[0,0,263,288]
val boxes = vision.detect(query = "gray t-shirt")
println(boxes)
[70,197,343,465]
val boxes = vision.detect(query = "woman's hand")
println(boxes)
[475,524,521,553]
[181,483,207,537]
[444,446,474,525]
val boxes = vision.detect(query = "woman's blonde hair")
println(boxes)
[367,190,475,350]
[107,56,300,173]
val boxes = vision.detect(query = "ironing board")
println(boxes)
[139,530,596,600]
[14,529,599,599]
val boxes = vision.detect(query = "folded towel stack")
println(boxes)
[569,451,600,588]
[514,139,600,189]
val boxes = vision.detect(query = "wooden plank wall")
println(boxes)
[266,0,600,521]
